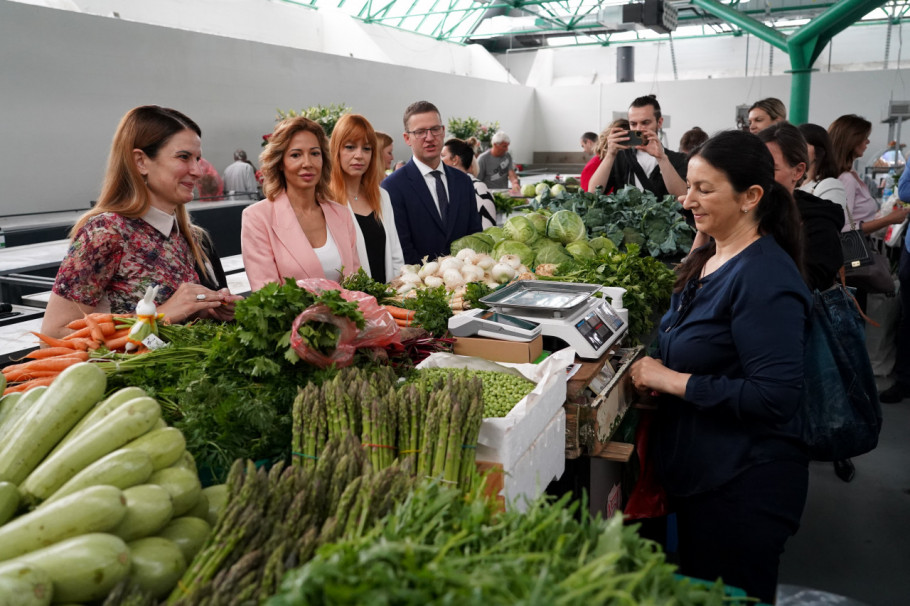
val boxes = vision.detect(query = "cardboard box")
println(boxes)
[453,335,543,364]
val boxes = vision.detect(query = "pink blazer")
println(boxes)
[241,192,361,291]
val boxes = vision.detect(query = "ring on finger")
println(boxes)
[196,293,207,301]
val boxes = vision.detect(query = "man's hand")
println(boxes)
[639,130,665,161]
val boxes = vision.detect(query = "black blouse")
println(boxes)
[355,211,387,284]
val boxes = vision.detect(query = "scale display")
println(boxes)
[574,302,624,350]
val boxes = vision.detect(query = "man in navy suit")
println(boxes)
[382,101,482,264]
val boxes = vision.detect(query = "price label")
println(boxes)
[142,334,168,350]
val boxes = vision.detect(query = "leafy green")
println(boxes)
[532,185,694,258]
[341,268,395,305]
[463,281,494,310]
[398,285,453,338]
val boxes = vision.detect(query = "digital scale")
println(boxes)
[449,281,628,360]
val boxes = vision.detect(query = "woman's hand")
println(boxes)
[200,288,244,322]
[157,283,239,324]
[629,356,691,399]
[882,205,910,225]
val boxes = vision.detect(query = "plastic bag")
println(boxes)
[289,278,401,368]
[622,409,669,520]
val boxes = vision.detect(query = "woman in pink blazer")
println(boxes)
[242,117,360,291]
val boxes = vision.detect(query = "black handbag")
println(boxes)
[795,285,882,461]
[841,204,895,295]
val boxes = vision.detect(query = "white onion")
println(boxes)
[499,254,523,270]
[438,256,463,274]
[400,272,422,285]
[485,280,500,290]
[443,268,466,289]
[418,261,439,279]
[424,275,444,288]
[461,263,485,282]
[492,263,516,284]
[400,264,420,275]
[475,255,495,271]
[455,248,477,262]
[397,282,416,295]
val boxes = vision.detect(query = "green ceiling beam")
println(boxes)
[692,0,886,125]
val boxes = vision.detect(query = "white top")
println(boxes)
[313,227,343,283]
[800,177,847,210]
[633,150,658,190]
[345,187,405,282]
[223,161,259,199]
[412,156,448,217]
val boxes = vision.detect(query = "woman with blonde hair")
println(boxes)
[747,98,787,134]
[42,105,239,338]
[375,131,395,172]
[329,114,403,284]
[581,119,629,192]
[241,117,360,291]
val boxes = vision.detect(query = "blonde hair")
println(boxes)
[329,114,384,219]
[375,131,393,149]
[595,119,630,156]
[71,105,211,273]
[259,116,333,203]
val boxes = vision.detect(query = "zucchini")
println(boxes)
[126,537,186,599]
[0,561,52,606]
[12,533,130,603]
[0,392,21,429]
[20,397,161,503]
[171,450,197,474]
[183,490,208,521]
[0,364,106,485]
[156,517,211,563]
[111,484,174,542]
[148,467,201,518]
[0,387,47,446]
[47,386,147,459]
[43,449,153,505]
[200,484,228,527]
[120,427,186,471]
[154,418,167,430]
[0,481,19,526]
[0,486,126,562]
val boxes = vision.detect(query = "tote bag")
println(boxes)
[796,285,882,461]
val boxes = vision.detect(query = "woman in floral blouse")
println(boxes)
[42,105,243,338]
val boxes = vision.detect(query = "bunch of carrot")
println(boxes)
[382,305,415,328]
[2,313,137,395]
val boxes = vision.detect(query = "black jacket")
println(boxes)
[607,147,688,199]
[794,189,845,291]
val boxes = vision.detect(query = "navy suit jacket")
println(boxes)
[382,160,482,264]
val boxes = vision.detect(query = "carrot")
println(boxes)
[31,332,78,349]
[64,326,93,340]
[393,317,411,328]
[65,313,116,330]
[98,321,116,337]
[384,306,415,322]
[105,335,131,351]
[3,355,89,382]
[84,315,106,344]
[3,376,56,395]
[24,347,78,360]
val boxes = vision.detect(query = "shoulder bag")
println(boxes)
[841,198,895,294]
[796,285,882,461]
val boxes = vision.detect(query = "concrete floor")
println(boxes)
[777,391,910,606]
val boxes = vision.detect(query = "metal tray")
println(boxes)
[480,280,599,312]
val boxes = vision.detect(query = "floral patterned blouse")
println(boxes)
[52,212,202,314]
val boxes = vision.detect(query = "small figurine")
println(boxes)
[125,285,162,352]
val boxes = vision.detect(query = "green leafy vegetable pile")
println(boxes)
[102,279,377,478]
[268,481,732,606]
[533,185,694,258]
[396,285,453,338]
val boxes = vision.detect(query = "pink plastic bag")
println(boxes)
[289,279,401,368]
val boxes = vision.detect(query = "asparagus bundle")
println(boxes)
[167,434,414,606]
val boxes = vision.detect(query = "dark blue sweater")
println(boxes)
[656,235,811,497]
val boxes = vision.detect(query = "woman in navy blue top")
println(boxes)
[630,130,812,603]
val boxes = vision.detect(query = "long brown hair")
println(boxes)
[71,105,211,273]
[329,114,383,219]
[259,116,333,203]
[828,114,872,175]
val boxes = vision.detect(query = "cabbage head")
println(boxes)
[546,210,587,245]
[566,240,596,260]
[531,237,562,251]
[524,212,549,235]
[503,216,538,244]
[493,240,535,268]
[484,226,506,243]
[588,236,616,253]
[450,234,493,255]
[535,244,572,265]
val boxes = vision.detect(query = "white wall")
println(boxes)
[0,0,534,215]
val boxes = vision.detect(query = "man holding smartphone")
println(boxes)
[585,95,688,201]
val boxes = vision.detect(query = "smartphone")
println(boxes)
[625,130,644,147]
